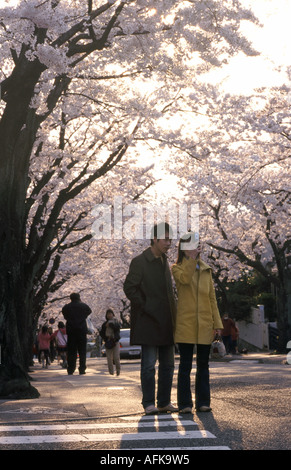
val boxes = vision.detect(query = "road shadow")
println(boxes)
[196,409,243,450]
[119,411,225,451]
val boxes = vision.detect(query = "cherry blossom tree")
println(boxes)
[0,0,258,396]
[168,83,291,351]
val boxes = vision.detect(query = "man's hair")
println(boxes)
[150,222,173,245]
[70,292,80,302]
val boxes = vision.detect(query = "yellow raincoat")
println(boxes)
[172,257,223,345]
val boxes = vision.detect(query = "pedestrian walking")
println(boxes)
[221,313,236,354]
[172,232,223,413]
[230,321,240,355]
[123,222,177,415]
[48,326,56,362]
[51,321,68,368]
[37,325,52,368]
[62,292,91,375]
[100,309,121,376]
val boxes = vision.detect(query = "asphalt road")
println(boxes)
[0,355,290,453]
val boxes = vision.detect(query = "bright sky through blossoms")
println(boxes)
[205,0,290,93]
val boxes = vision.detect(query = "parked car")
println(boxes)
[86,339,97,357]
[101,328,141,359]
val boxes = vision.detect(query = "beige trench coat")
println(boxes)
[172,257,223,345]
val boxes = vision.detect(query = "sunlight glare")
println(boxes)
[2,0,20,5]
[201,0,290,95]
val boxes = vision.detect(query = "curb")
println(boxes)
[209,353,288,364]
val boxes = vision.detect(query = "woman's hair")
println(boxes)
[41,325,48,334]
[176,235,190,264]
[176,232,199,264]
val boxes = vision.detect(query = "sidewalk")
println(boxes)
[211,351,288,364]
[0,357,142,424]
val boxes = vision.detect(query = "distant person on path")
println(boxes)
[124,222,177,415]
[62,292,91,375]
[51,321,68,368]
[172,232,223,413]
[48,326,56,362]
[100,309,121,376]
[37,325,52,369]
[221,313,236,354]
[230,321,240,355]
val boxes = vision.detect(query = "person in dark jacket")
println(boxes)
[100,309,121,375]
[221,313,236,354]
[62,292,91,375]
[123,222,177,415]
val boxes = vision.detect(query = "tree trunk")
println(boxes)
[0,259,39,398]
[0,164,41,397]
[276,271,291,353]
[0,52,45,397]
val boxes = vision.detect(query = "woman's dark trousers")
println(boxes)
[177,343,211,410]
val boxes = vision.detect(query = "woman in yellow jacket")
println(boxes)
[172,233,223,413]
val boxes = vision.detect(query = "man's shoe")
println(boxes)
[158,403,178,413]
[179,407,193,414]
[196,406,212,412]
[144,405,159,415]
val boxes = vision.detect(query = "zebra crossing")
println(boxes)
[0,414,230,450]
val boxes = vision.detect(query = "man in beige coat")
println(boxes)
[172,232,223,413]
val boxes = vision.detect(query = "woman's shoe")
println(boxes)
[144,405,159,415]
[196,406,212,412]
[179,407,193,414]
[158,403,179,413]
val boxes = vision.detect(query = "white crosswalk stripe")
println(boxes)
[0,414,230,450]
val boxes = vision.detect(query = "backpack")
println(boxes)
[56,329,67,347]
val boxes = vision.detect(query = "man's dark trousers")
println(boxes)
[67,330,87,374]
